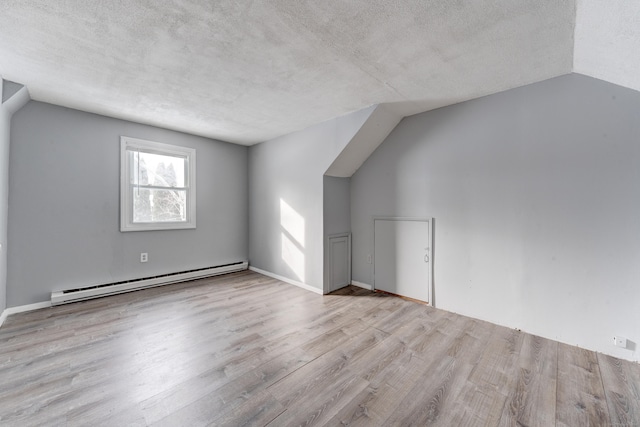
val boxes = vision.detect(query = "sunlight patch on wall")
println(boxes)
[280,198,305,282]
[281,232,305,281]
[280,199,305,247]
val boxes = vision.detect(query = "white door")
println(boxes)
[374,219,432,303]
[328,234,351,292]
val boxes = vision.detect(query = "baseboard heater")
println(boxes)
[50,261,248,306]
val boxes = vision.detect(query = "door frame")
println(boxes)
[327,232,352,293]
[373,216,434,306]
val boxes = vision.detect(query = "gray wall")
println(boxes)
[8,101,248,306]
[351,74,640,361]
[0,83,8,313]
[248,108,372,291]
[323,176,351,290]
[323,176,351,237]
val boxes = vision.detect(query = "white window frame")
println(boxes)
[120,136,196,232]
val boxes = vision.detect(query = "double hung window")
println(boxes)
[120,136,196,231]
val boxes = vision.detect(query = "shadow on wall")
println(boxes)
[280,198,305,283]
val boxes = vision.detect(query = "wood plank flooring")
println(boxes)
[0,270,639,426]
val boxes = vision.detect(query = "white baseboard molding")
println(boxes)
[249,266,323,295]
[351,280,373,290]
[0,301,52,328]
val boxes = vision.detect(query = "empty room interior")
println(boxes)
[1,1,640,426]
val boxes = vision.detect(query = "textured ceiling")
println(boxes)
[0,1,607,145]
[574,0,640,94]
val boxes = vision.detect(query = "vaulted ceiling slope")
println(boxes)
[574,1,640,94]
[0,1,636,145]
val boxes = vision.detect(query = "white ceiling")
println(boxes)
[0,1,635,145]
[574,0,640,94]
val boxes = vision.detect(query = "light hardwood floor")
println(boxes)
[1,270,639,426]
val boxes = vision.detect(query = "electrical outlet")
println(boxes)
[613,336,627,348]
[366,254,372,264]
[140,253,148,263]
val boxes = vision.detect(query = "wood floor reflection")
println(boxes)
[1,270,638,426]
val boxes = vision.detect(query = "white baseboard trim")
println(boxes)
[0,301,51,328]
[249,266,323,295]
[351,280,373,290]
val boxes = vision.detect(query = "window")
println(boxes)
[120,136,196,231]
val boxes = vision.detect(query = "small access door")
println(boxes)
[327,233,351,292]
[374,218,432,304]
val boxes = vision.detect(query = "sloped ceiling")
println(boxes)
[0,1,632,145]
[574,0,640,93]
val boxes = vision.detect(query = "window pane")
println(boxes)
[133,188,187,222]
[130,150,186,187]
